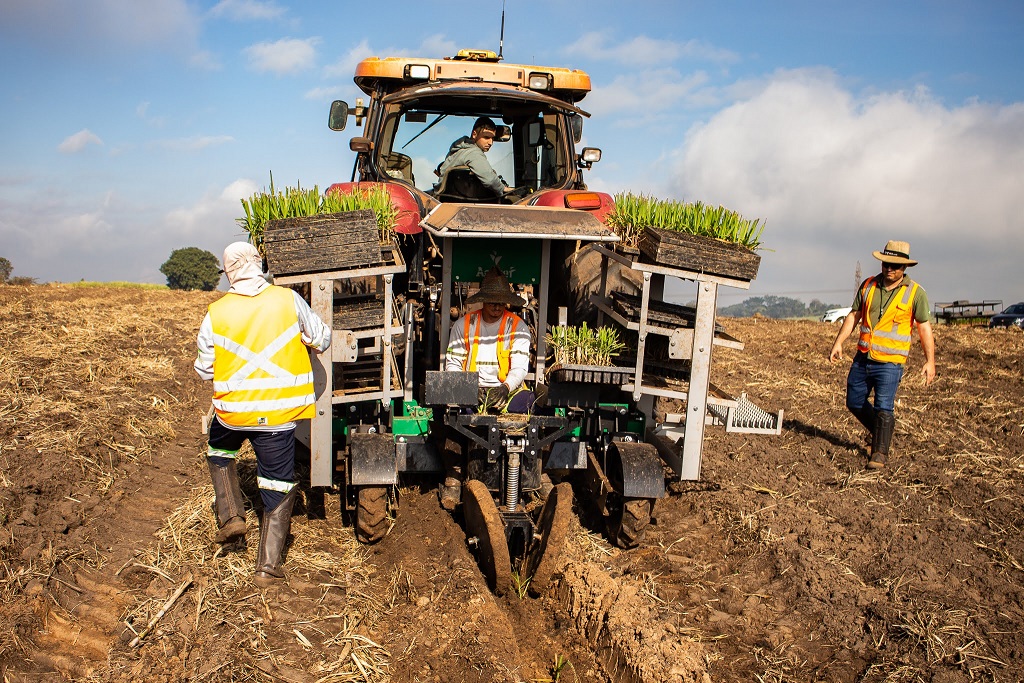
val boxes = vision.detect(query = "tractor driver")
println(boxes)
[440,265,534,508]
[433,116,511,198]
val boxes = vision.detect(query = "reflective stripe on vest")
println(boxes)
[462,310,520,382]
[857,277,919,364]
[209,286,315,427]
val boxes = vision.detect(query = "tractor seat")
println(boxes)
[435,166,500,203]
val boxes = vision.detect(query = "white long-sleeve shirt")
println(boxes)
[445,312,530,390]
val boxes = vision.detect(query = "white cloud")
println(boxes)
[304,86,346,102]
[418,34,458,60]
[584,69,711,121]
[58,129,103,154]
[564,32,739,67]
[208,0,285,21]
[322,35,457,80]
[0,0,200,56]
[667,68,1024,304]
[136,102,167,128]
[153,135,235,152]
[164,180,254,238]
[189,49,222,71]
[244,37,320,75]
[221,178,259,202]
[323,39,373,80]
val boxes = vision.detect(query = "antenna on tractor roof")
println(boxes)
[498,0,505,61]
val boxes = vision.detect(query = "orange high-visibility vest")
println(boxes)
[209,286,315,427]
[462,310,520,382]
[857,276,919,364]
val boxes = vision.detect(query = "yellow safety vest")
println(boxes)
[462,310,520,382]
[209,286,315,427]
[857,276,919,364]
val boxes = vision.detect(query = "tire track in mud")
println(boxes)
[12,441,205,680]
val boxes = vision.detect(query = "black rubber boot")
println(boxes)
[868,411,895,470]
[253,487,298,587]
[208,459,247,543]
[853,405,876,436]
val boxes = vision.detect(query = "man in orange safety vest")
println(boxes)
[440,266,532,507]
[829,240,936,470]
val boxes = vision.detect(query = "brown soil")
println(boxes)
[1,285,1022,682]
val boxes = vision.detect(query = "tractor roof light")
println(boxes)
[404,64,431,80]
[528,72,552,91]
[564,192,602,210]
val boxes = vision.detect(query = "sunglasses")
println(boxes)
[881,262,906,270]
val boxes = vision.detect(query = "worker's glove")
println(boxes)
[487,384,510,411]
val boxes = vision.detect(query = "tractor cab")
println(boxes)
[328,50,607,225]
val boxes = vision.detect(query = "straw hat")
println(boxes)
[872,240,918,267]
[466,266,526,306]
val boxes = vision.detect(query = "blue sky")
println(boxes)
[2,0,1022,310]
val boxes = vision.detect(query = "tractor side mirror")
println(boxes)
[328,100,349,131]
[349,137,373,153]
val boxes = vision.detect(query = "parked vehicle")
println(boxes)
[821,307,852,323]
[989,302,1024,329]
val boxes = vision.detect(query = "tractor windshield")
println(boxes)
[373,95,576,196]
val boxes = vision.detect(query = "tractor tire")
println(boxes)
[607,497,652,549]
[355,486,390,544]
[463,479,512,595]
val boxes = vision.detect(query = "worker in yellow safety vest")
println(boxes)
[829,240,936,470]
[195,242,331,586]
[440,266,533,508]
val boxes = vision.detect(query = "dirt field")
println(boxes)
[1,284,1022,682]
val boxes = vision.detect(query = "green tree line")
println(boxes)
[719,296,844,319]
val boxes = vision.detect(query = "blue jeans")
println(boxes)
[846,352,904,417]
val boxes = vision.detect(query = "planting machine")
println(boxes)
[264,48,781,594]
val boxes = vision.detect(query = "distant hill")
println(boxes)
[719,296,844,319]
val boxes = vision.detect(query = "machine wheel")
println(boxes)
[355,486,390,544]
[524,482,573,596]
[607,497,651,549]
[463,479,512,595]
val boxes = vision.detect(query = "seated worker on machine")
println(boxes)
[440,265,534,508]
[433,117,511,199]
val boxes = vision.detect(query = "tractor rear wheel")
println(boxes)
[463,479,511,595]
[355,486,390,544]
[607,497,652,549]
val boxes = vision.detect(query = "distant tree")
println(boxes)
[160,247,221,291]
[806,299,833,317]
[0,256,12,283]
[720,295,844,319]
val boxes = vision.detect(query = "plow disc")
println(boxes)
[524,482,573,596]
[463,479,512,595]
